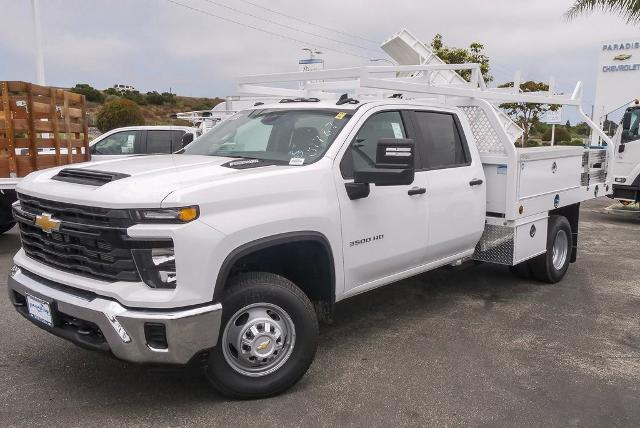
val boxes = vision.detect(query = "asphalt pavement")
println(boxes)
[1,198,639,427]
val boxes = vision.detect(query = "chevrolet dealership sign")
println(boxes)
[593,38,640,135]
[601,41,640,72]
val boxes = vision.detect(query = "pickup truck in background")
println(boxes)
[5,31,616,399]
[89,125,201,161]
[611,99,640,203]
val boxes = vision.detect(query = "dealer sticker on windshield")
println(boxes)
[289,157,305,166]
[335,112,347,120]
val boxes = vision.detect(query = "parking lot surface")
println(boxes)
[1,198,639,427]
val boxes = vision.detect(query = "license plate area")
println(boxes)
[26,294,54,327]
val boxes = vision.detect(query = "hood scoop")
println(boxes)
[51,168,130,186]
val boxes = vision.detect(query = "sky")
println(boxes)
[1,0,639,122]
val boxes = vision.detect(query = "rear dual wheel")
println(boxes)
[510,215,572,284]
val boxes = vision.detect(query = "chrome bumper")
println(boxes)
[7,266,222,365]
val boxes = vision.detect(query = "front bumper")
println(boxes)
[612,183,640,202]
[7,266,222,365]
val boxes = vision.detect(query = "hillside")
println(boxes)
[86,95,224,128]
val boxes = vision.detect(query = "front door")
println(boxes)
[335,109,429,295]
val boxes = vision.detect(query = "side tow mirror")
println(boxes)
[181,133,194,147]
[354,138,415,186]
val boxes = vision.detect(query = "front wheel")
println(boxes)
[529,215,573,283]
[205,272,318,399]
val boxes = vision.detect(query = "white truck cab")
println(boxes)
[612,100,640,203]
[89,125,200,161]
[6,33,616,398]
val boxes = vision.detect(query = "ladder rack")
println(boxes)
[237,62,612,148]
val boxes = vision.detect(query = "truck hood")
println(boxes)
[16,155,282,208]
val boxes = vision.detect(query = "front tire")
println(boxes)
[529,215,572,283]
[205,272,318,399]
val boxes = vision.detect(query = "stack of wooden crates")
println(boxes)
[0,81,90,179]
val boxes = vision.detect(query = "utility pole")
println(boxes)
[30,0,45,85]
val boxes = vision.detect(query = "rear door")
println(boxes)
[410,110,485,262]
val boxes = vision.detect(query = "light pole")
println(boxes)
[30,0,45,85]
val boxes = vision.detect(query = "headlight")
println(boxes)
[132,245,177,289]
[134,206,199,223]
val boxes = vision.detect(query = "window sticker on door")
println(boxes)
[391,122,403,138]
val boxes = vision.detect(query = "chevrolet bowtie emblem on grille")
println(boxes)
[35,213,61,233]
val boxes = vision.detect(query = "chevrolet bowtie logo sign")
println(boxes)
[35,213,61,233]
[614,53,632,61]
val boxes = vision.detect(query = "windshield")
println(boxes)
[183,109,352,164]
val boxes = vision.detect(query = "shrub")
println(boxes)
[161,92,176,104]
[70,83,104,103]
[526,140,540,147]
[542,127,571,142]
[120,90,147,105]
[96,98,145,132]
[145,91,164,105]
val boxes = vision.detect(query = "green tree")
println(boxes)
[565,0,640,25]
[542,127,572,142]
[121,90,147,105]
[161,92,177,104]
[498,81,559,146]
[70,83,104,103]
[146,91,164,105]
[603,118,619,136]
[574,122,591,136]
[96,98,145,132]
[431,34,492,82]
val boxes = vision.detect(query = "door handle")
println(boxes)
[408,186,426,196]
[469,178,484,186]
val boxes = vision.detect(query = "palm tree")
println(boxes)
[565,0,640,24]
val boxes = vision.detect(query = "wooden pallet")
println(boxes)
[0,81,90,178]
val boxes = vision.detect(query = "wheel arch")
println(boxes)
[213,231,336,305]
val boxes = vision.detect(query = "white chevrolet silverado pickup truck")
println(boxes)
[7,58,615,398]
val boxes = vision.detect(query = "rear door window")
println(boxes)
[412,111,469,170]
[146,130,173,154]
[171,130,187,151]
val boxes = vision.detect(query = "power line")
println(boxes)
[200,0,378,54]
[237,0,379,45]
[165,0,371,59]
